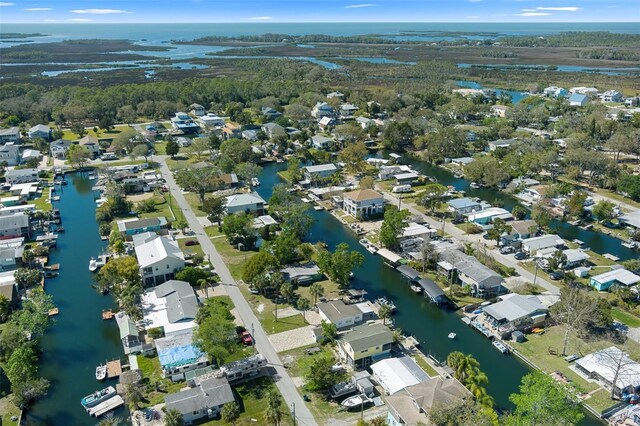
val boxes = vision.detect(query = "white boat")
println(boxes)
[376,297,396,312]
[448,332,456,339]
[81,386,116,409]
[359,239,378,254]
[95,364,107,381]
[313,205,325,211]
[251,177,260,187]
[470,182,481,189]
[454,172,464,179]
[410,285,422,293]
[493,340,509,354]
[88,257,98,272]
[341,394,370,410]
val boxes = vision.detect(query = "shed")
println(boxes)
[512,330,525,343]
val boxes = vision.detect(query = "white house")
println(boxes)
[318,116,336,131]
[317,300,363,330]
[342,189,384,219]
[189,103,206,117]
[339,103,359,119]
[311,134,333,150]
[134,235,185,286]
[0,143,20,166]
[303,163,338,181]
[0,127,20,144]
[311,102,336,119]
[27,124,51,140]
[225,192,266,215]
[326,91,345,99]
[164,376,235,424]
[4,168,39,185]
[50,139,73,159]
[199,114,225,128]
[490,105,509,118]
[600,90,623,103]
[521,234,565,255]
[447,197,484,216]
[575,347,640,397]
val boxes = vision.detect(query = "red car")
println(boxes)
[185,240,199,246]
[241,331,253,345]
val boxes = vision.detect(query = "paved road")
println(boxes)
[588,191,639,215]
[381,191,560,295]
[155,155,318,426]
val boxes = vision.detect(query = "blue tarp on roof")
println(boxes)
[158,344,205,369]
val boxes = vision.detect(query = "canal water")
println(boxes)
[27,174,123,425]
[256,162,604,423]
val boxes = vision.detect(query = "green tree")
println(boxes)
[317,243,364,289]
[14,268,41,290]
[486,218,512,246]
[309,282,325,306]
[430,399,499,426]
[175,167,223,203]
[378,304,392,325]
[188,137,209,160]
[264,390,283,426]
[175,266,210,286]
[303,354,344,392]
[507,371,583,426]
[131,143,150,162]
[266,230,300,265]
[242,251,279,286]
[320,320,338,343]
[221,402,240,425]
[194,298,238,365]
[511,204,527,220]
[380,206,410,250]
[359,175,375,189]
[548,249,568,271]
[531,205,552,229]
[222,212,257,249]
[163,408,185,426]
[420,183,448,214]
[287,157,302,183]
[66,144,91,169]
[166,140,180,158]
[592,200,616,222]
[618,174,640,201]
[550,287,599,356]
[5,345,38,386]
[340,141,368,173]
[297,297,311,323]
[446,351,493,407]
[70,122,86,137]
[566,190,587,218]
[234,162,262,183]
[0,295,11,323]
[202,197,224,224]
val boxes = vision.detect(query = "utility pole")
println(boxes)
[291,402,296,426]
[533,262,539,287]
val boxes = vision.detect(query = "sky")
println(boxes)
[0,0,639,23]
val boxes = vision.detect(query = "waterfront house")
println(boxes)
[451,157,474,167]
[310,134,334,150]
[501,220,538,246]
[115,311,144,355]
[189,103,206,117]
[221,354,268,383]
[117,217,169,237]
[0,127,20,144]
[0,143,21,166]
[466,207,513,225]
[366,158,390,168]
[317,300,364,330]
[439,249,502,298]
[224,192,266,215]
[311,102,336,119]
[219,173,239,188]
[378,165,413,181]
[22,149,42,163]
[221,122,242,140]
[4,168,39,185]
[600,90,623,103]
[0,213,29,239]
[0,247,18,271]
[483,293,548,332]
[164,376,235,424]
[140,279,198,335]
[569,93,590,107]
[339,103,359,119]
[619,212,640,231]
[156,329,208,381]
[371,356,430,395]
[50,139,73,159]
[78,135,101,157]
[521,234,565,255]
[394,172,419,186]
[327,91,344,99]
[447,197,483,216]
[242,129,258,141]
[171,112,200,134]
[488,138,518,151]
[135,236,185,286]
[590,268,640,291]
[199,113,225,128]
[261,122,285,139]
[303,163,338,181]
[385,378,471,426]
[0,280,17,306]
[27,124,51,140]
[536,248,590,270]
[575,347,640,397]
[281,263,322,285]
[544,86,568,98]
[342,189,384,219]
[338,323,393,369]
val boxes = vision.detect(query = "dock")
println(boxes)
[106,360,122,379]
[603,253,620,262]
[88,395,124,417]
[102,309,115,320]
[48,308,59,316]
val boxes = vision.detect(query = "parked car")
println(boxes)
[241,331,253,345]
[185,240,199,246]
[514,252,528,260]
[482,233,491,240]
[550,271,565,280]
[500,246,516,254]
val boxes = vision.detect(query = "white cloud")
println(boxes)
[43,19,57,22]
[516,12,551,16]
[67,18,93,22]
[521,8,536,12]
[248,16,273,20]
[0,2,15,6]
[25,7,52,11]
[536,6,581,11]
[345,3,374,8]
[70,9,132,14]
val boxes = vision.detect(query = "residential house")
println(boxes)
[318,116,336,131]
[342,189,384,219]
[22,149,41,163]
[219,173,239,188]
[570,87,599,96]
[241,129,258,141]
[156,329,208,380]
[385,378,471,426]
[378,165,413,181]
[225,192,266,215]
[317,300,364,330]
[501,220,538,246]
[50,139,73,159]
[261,107,282,120]
[439,249,503,298]
[447,197,484,216]
[164,376,235,424]
[171,112,200,134]
[221,354,268,383]
[625,97,640,107]
[326,91,345,99]
[221,123,241,140]
[0,280,17,307]
[371,356,430,395]
[0,127,20,144]
[536,248,589,270]
[339,103,359,119]
[311,102,336,119]
[199,114,225,128]
[0,213,30,239]
[466,207,513,225]
[303,163,338,181]
[115,311,144,355]
[0,247,18,271]
[4,168,39,185]
[310,134,334,150]
[338,323,393,369]
[356,116,373,129]
[140,279,198,335]
[261,122,285,139]
[544,86,568,98]
[189,103,206,117]
[451,157,474,167]
[176,137,192,148]
[135,236,185,286]
[0,143,20,166]
[569,93,590,107]
[619,212,640,231]
[521,234,565,255]
[78,135,101,157]
[483,293,548,332]
[600,90,623,103]
[27,124,51,140]
[590,268,640,291]
[281,263,322,285]
[490,105,509,118]
[575,347,640,397]
[394,172,420,186]
[117,217,168,236]
[488,138,518,151]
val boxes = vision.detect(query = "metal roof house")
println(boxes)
[447,197,483,216]
[575,346,640,397]
[117,216,168,236]
[281,263,322,285]
[590,268,640,291]
[371,356,431,395]
[135,236,185,287]
[338,323,394,369]
[483,293,548,332]
[225,192,266,215]
[439,250,502,298]
[521,234,565,255]
[164,376,235,424]
[317,300,364,330]
[303,163,338,180]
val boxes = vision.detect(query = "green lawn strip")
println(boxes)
[136,355,186,406]
[585,388,618,414]
[136,193,178,221]
[259,312,307,334]
[211,237,257,280]
[612,307,640,328]
[594,188,640,210]
[153,141,167,155]
[412,353,439,377]
[0,395,21,426]
[183,192,208,217]
[204,225,222,238]
[165,156,199,171]
[178,238,205,258]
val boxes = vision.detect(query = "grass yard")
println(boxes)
[136,355,187,406]
[211,237,257,279]
[153,141,167,155]
[33,190,52,212]
[260,312,307,334]
[178,238,205,258]
[138,193,178,221]
[612,307,640,328]
[586,388,618,414]
[296,279,341,304]
[165,156,199,171]
[183,192,208,217]
[0,395,21,426]
[204,225,222,238]
[413,353,439,377]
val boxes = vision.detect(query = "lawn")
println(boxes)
[586,388,618,414]
[260,312,308,334]
[296,279,341,304]
[211,237,257,279]
[204,225,222,238]
[612,307,640,328]
[413,353,439,377]
[136,355,188,406]
[183,192,208,217]
[153,141,167,155]
[0,395,21,426]
[178,238,205,258]
[137,193,178,221]
[165,156,199,171]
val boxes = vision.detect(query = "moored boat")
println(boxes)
[251,177,260,187]
[492,340,509,354]
[81,386,116,409]
[448,332,456,339]
[376,297,396,312]
[95,364,107,381]
[89,257,97,272]
[470,182,481,189]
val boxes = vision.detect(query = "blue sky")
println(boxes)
[1,0,638,23]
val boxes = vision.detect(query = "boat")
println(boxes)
[470,182,481,189]
[454,172,464,179]
[376,297,396,312]
[81,386,116,409]
[95,364,107,381]
[44,270,59,278]
[89,257,98,272]
[492,340,509,354]
[313,205,325,211]
[276,158,284,163]
[56,226,65,233]
[251,177,260,187]
[341,394,371,410]
[410,284,422,294]
[448,332,457,339]
[358,239,378,254]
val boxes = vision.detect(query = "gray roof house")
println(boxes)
[164,376,235,424]
[310,134,334,150]
[281,263,322,285]
[440,249,502,298]
[154,280,199,324]
[488,138,518,151]
[317,300,364,330]
[0,143,21,166]
[4,168,39,185]
[261,122,285,138]
[338,323,394,369]
[0,127,20,144]
[50,139,73,159]
[225,192,266,215]
[483,293,548,332]
[447,197,484,216]
[303,163,337,180]
[521,234,565,255]
[27,124,51,140]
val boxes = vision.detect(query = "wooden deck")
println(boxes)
[102,309,114,320]
[106,360,121,379]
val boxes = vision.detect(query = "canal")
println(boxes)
[27,174,123,425]
[256,161,605,423]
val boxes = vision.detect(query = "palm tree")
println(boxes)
[309,282,324,306]
[297,297,311,323]
[279,282,295,305]
[98,413,122,426]
[264,390,283,426]
[378,304,392,325]
[163,408,184,426]
[221,402,240,426]
[123,383,143,411]
[198,278,209,298]
[446,351,480,385]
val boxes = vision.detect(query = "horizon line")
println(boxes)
[4,21,640,24]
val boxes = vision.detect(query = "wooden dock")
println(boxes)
[48,308,59,316]
[88,395,124,417]
[603,253,620,262]
[106,360,121,379]
[102,309,115,320]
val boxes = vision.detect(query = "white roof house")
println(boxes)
[576,346,640,395]
[483,293,548,330]
[140,280,199,335]
[619,212,640,230]
[371,356,430,395]
[592,269,640,287]
[135,235,185,287]
[521,234,565,254]
[466,207,513,224]
[27,124,51,140]
[303,163,338,177]
[225,192,266,215]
